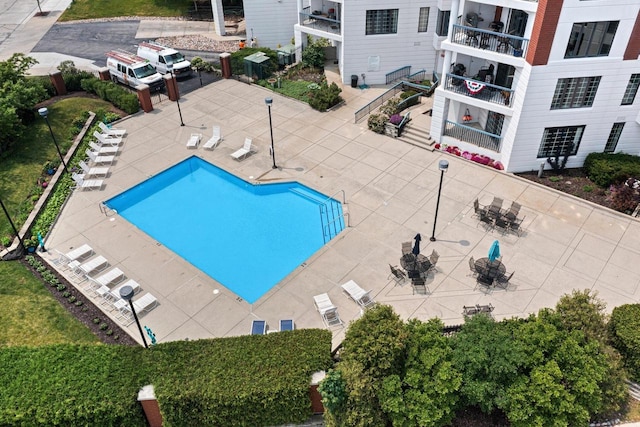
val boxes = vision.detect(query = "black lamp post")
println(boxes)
[38,107,69,174]
[0,196,25,252]
[167,64,184,126]
[430,159,449,242]
[119,285,149,348]
[265,97,277,169]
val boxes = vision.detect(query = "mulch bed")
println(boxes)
[517,168,611,209]
[22,252,138,346]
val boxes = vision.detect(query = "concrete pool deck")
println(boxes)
[43,78,640,349]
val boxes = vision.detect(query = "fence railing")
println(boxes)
[385,66,411,85]
[354,82,403,123]
[299,6,341,35]
[443,120,502,152]
[444,74,514,107]
[450,24,529,57]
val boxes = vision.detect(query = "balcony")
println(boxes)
[450,24,529,58]
[300,7,341,35]
[443,121,502,152]
[444,74,514,107]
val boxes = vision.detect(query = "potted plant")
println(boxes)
[44,161,57,175]
[25,236,39,253]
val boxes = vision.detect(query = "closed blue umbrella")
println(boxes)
[488,240,500,262]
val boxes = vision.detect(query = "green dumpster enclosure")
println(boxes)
[243,52,271,80]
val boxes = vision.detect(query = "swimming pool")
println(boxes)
[105,156,344,303]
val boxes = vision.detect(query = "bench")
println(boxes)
[462,303,494,316]
[384,112,411,138]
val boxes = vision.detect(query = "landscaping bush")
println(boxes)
[308,81,342,111]
[609,304,640,380]
[301,42,325,69]
[608,178,640,214]
[81,77,140,114]
[368,114,387,134]
[584,152,640,187]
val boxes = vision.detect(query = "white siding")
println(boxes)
[244,0,299,49]
[341,0,439,85]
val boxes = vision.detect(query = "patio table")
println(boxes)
[474,257,506,281]
[400,254,432,274]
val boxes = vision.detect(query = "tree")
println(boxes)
[0,53,46,154]
[380,319,462,427]
[323,305,408,427]
[553,289,608,342]
[451,315,528,413]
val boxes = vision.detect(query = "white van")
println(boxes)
[136,42,192,77]
[106,50,164,91]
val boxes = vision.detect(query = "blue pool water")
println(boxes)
[105,156,344,303]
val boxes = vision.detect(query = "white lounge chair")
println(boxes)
[111,279,141,301]
[93,130,122,146]
[98,121,126,137]
[115,293,158,323]
[203,126,222,150]
[72,173,104,191]
[93,267,125,287]
[313,293,343,327]
[63,244,94,262]
[86,148,115,165]
[186,133,202,149]
[78,160,109,178]
[89,141,119,155]
[78,255,109,276]
[231,138,253,160]
[341,280,375,308]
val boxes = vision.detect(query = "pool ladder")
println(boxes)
[99,202,117,217]
[320,190,349,244]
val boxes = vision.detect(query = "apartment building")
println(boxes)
[430,0,640,172]
[237,0,640,173]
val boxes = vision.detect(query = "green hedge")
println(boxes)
[609,304,640,380]
[152,330,333,426]
[584,152,640,187]
[0,345,149,426]
[0,330,332,426]
[80,77,140,114]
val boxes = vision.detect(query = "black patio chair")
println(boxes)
[476,274,494,289]
[401,241,412,255]
[468,256,478,276]
[388,264,407,286]
[496,271,514,289]
[412,277,428,295]
[429,250,439,270]
[494,215,510,233]
[477,209,495,231]
[509,201,521,215]
[508,216,525,236]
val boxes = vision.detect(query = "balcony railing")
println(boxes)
[444,74,514,107]
[300,7,341,35]
[450,24,529,58]
[443,121,502,152]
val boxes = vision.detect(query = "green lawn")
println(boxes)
[0,97,113,242]
[0,261,98,346]
[60,0,191,21]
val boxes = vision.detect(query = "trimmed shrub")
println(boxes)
[368,114,387,134]
[609,304,640,380]
[81,77,140,114]
[608,178,640,214]
[308,81,342,111]
[584,152,640,187]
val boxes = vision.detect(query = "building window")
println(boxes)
[551,76,601,109]
[366,9,399,35]
[537,126,585,158]
[622,74,640,105]
[436,10,450,37]
[418,7,429,32]
[604,123,625,153]
[565,21,618,58]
